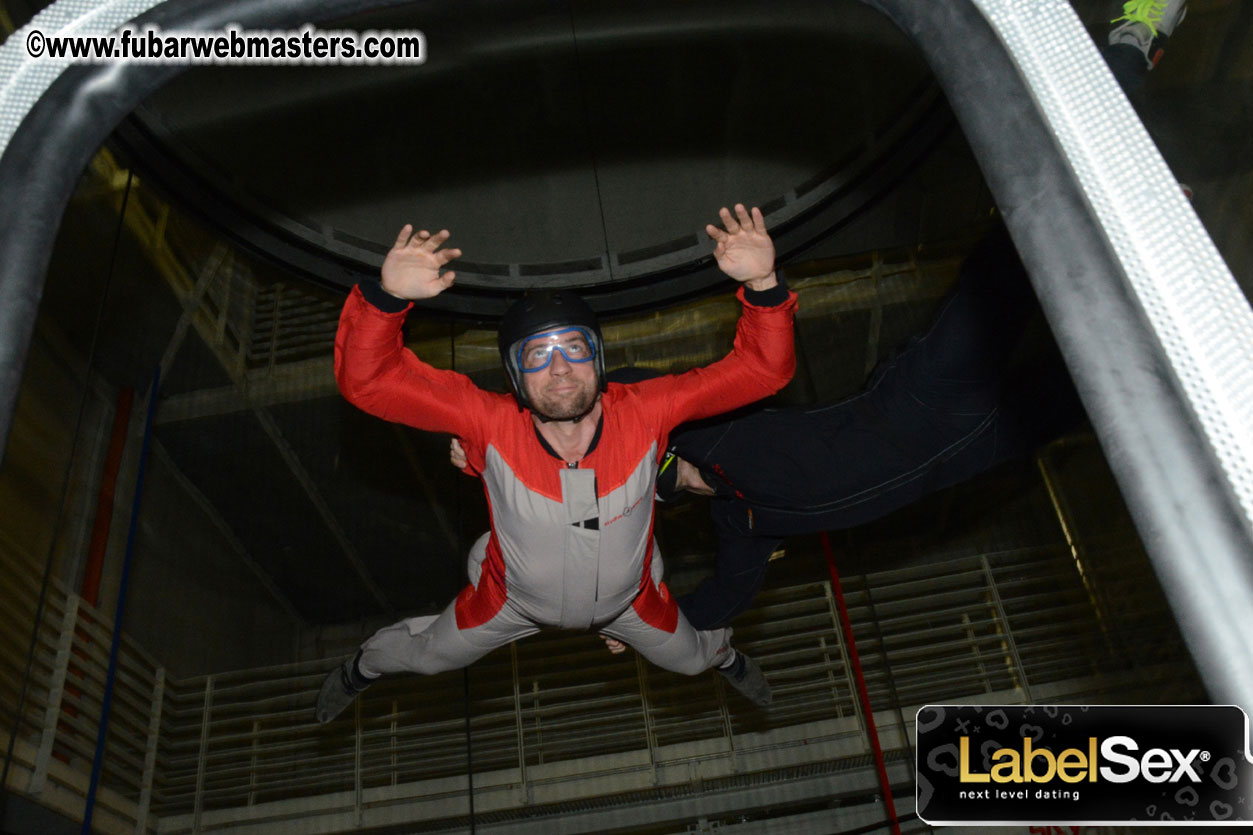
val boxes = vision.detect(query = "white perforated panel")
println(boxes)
[0,0,164,155]
[973,0,1253,529]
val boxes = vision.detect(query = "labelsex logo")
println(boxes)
[960,736,1208,784]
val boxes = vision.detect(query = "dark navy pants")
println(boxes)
[674,227,1083,629]
[672,37,1146,630]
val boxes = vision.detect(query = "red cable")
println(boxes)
[821,531,901,835]
[82,386,133,606]
[59,386,134,763]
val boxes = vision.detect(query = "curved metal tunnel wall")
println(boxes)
[0,0,1251,831]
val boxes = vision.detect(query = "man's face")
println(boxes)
[518,327,599,420]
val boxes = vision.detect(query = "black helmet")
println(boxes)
[498,289,606,410]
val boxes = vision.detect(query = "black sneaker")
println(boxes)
[717,651,773,706]
[315,652,374,724]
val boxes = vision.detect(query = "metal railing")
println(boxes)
[2,525,1202,834]
[1,538,164,835]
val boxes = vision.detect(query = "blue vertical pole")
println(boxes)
[81,367,159,834]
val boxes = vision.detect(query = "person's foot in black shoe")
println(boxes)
[717,649,772,706]
[315,651,376,723]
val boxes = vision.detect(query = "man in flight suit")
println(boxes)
[316,205,796,723]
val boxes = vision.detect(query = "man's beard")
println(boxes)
[530,381,598,422]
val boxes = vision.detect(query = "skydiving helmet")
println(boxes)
[497,289,607,411]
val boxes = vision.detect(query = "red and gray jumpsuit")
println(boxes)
[333,281,796,678]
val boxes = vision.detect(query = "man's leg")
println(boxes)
[359,598,539,677]
[316,597,539,724]
[904,223,1038,401]
[316,533,538,723]
[796,223,1051,517]
[850,224,1080,496]
[600,579,771,706]
[676,521,781,631]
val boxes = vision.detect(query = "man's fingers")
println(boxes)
[734,203,753,231]
[440,270,456,286]
[450,438,467,468]
[705,223,727,243]
[393,226,457,254]
[421,229,451,251]
[599,634,627,655]
[719,206,741,234]
[436,247,463,265]
[393,224,414,249]
[751,205,766,232]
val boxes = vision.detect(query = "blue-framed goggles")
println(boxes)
[515,326,598,373]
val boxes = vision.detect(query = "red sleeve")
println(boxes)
[635,285,798,431]
[333,285,501,452]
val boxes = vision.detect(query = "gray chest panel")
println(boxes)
[482,443,658,629]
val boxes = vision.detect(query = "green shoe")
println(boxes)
[1110,0,1188,69]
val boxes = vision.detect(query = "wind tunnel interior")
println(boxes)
[1,0,1250,833]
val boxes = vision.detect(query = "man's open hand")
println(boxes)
[706,204,777,292]
[380,226,463,300]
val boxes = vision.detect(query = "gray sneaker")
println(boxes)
[315,653,373,724]
[1110,0,1188,69]
[718,651,773,706]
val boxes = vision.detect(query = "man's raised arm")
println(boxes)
[334,226,495,437]
[645,204,798,428]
